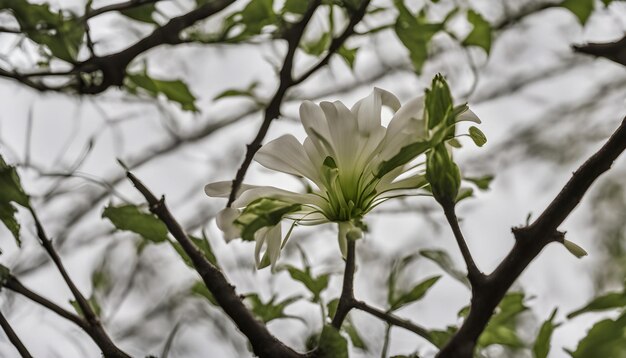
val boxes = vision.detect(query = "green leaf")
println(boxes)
[390,276,441,311]
[69,296,101,318]
[561,0,594,25]
[393,1,445,73]
[120,3,157,24]
[338,46,358,69]
[455,187,474,203]
[563,239,588,258]
[286,265,330,302]
[0,0,84,62]
[245,293,303,323]
[420,249,470,288]
[567,291,626,318]
[468,126,487,147]
[462,10,492,53]
[533,308,559,358]
[214,81,259,101]
[191,281,218,305]
[0,155,30,250]
[126,73,198,112]
[428,325,457,348]
[282,0,309,15]
[171,233,219,269]
[222,0,276,42]
[0,202,20,248]
[327,298,339,320]
[0,264,10,289]
[302,32,331,56]
[464,175,494,190]
[569,311,626,358]
[235,198,300,242]
[376,141,431,178]
[345,317,368,350]
[478,292,529,349]
[387,253,420,307]
[317,325,348,358]
[0,156,30,208]
[102,205,169,243]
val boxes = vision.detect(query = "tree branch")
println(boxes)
[27,207,130,358]
[0,310,32,358]
[438,116,626,357]
[4,276,87,329]
[125,171,302,358]
[352,300,432,343]
[85,0,162,20]
[441,204,485,288]
[227,0,371,206]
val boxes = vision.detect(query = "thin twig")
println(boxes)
[0,310,33,358]
[4,276,87,329]
[352,300,433,344]
[441,204,485,288]
[27,207,130,358]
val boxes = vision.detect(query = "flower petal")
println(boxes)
[205,181,255,198]
[255,134,322,185]
[456,108,481,123]
[232,185,328,210]
[216,207,242,241]
[320,101,358,169]
[351,88,401,134]
[300,101,334,158]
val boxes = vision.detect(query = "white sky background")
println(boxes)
[1,0,626,357]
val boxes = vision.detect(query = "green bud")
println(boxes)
[426,144,461,204]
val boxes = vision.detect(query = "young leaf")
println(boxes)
[0,264,10,289]
[420,249,470,288]
[389,276,441,311]
[0,156,30,208]
[102,204,169,243]
[317,325,348,358]
[478,292,529,349]
[569,311,626,357]
[345,317,368,351]
[126,73,199,112]
[0,0,85,62]
[285,265,330,302]
[327,298,339,320]
[302,32,331,56]
[462,10,492,53]
[282,0,309,15]
[191,281,218,306]
[245,293,303,323]
[567,291,626,318]
[468,126,487,147]
[338,46,358,69]
[561,0,595,25]
[171,234,219,269]
[393,1,445,73]
[0,202,20,248]
[120,3,158,24]
[428,325,457,348]
[213,81,259,101]
[464,175,494,190]
[533,308,559,358]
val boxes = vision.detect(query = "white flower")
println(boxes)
[206,77,480,269]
